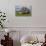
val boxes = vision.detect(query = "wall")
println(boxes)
[8,0,46,27]
[32,0,46,27]
[0,0,46,46]
[0,0,46,27]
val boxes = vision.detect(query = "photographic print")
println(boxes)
[16,0,32,16]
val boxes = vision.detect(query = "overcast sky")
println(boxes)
[16,0,32,7]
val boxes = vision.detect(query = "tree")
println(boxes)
[20,7,30,14]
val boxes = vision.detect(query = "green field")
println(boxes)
[16,12,32,16]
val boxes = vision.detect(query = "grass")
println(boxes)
[16,12,32,16]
